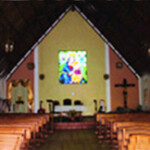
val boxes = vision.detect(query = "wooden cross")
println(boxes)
[115,78,135,108]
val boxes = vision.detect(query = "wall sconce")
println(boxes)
[148,48,150,57]
[5,40,14,53]
[103,74,109,80]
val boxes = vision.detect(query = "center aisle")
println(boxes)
[37,129,111,150]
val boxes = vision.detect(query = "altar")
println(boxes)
[54,106,87,122]
[54,106,87,112]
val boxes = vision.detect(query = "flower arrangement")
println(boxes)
[67,110,81,121]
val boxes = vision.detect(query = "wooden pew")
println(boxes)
[0,113,52,138]
[0,127,30,148]
[128,134,150,150]
[0,133,24,150]
[96,113,150,150]
[96,113,150,125]
[117,126,150,150]
[110,121,150,139]
[0,113,53,150]
[98,114,150,139]
[0,122,38,139]
[0,113,52,133]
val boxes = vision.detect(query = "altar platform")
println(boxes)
[53,116,96,130]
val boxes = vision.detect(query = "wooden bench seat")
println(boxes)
[96,113,150,125]
[0,113,54,150]
[0,127,30,150]
[0,133,24,150]
[128,134,150,150]
[100,116,150,135]
[0,114,51,132]
[96,113,150,150]
[117,126,150,150]
[113,121,150,133]
[0,127,30,140]
[0,122,38,139]
[97,119,150,140]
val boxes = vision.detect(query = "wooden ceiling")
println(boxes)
[0,1,150,77]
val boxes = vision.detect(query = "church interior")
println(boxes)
[0,1,150,150]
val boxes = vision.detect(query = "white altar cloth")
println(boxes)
[54,106,87,112]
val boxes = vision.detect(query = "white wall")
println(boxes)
[141,74,150,111]
[0,78,6,99]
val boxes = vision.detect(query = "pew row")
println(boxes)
[0,134,23,150]
[0,113,54,150]
[128,134,150,150]
[95,113,150,150]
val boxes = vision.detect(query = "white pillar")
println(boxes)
[0,78,6,99]
[105,43,111,112]
[138,77,143,105]
[34,46,39,113]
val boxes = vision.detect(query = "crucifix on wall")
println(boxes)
[115,78,135,108]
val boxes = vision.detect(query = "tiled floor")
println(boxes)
[38,129,111,150]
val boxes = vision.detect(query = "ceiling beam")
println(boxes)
[0,4,30,53]
[29,1,44,33]
[13,2,37,41]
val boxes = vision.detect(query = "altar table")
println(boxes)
[54,106,87,112]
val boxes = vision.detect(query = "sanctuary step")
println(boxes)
[53,115,95,122]
[54,122,96,130]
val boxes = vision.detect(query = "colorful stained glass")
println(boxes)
[58,51,87,84]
